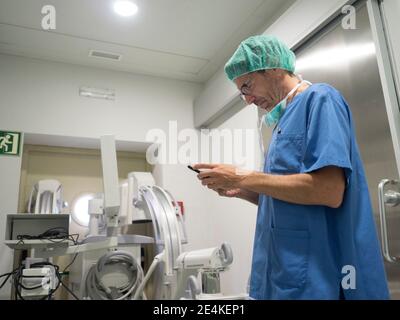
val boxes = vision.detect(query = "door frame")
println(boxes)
[367,0,400,178]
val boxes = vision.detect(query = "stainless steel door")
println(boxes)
[295,2,400,298]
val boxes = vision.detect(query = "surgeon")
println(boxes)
[193,35,389,299]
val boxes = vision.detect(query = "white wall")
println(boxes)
[0,54,201,142]
[155,163,219,251]
[193,67,241,128]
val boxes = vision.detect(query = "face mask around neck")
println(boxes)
[264,79,305,127]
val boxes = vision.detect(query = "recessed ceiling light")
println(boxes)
[114,1,138,17]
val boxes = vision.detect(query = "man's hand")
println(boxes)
[192,163,250,191]
[192,164,260,205]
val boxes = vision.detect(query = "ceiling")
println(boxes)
[0,0,295,83]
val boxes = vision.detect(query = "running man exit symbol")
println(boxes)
[0,131,22,156]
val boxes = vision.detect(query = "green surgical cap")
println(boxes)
[224,35,296,81]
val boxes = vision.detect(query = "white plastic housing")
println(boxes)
[176,247,224,270]
[128,172,155,221]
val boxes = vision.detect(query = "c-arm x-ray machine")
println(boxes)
[4,135,247,300]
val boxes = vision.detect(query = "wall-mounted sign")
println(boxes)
[0,131,22,156]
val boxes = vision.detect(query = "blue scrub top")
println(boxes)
[250,83,389,300]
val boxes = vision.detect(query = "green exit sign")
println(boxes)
[0,131,22,156]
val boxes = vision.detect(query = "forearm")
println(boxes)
[236,189,259,205]
[238,170,344,208]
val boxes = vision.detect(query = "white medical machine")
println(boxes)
[4,135,247,300]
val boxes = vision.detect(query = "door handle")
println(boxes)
[378,179,400,263]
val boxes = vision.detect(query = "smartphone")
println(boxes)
[187,165,200,173]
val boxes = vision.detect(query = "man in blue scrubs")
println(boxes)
[193,35,389,299]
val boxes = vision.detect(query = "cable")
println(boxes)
[62,253,78,273]
[85,250,143,300]
[62,234,80,273]
[15,227,78,245]
[84,250,144,300]
[59,279,79,300]
[0,267,19,289]
[133,251,164,300]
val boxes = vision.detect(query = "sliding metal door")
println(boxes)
[295,2,400,298]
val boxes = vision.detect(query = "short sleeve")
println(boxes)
[303,89,353,181]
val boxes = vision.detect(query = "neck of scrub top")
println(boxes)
[280,76,312,113]
[288,81,310,103]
